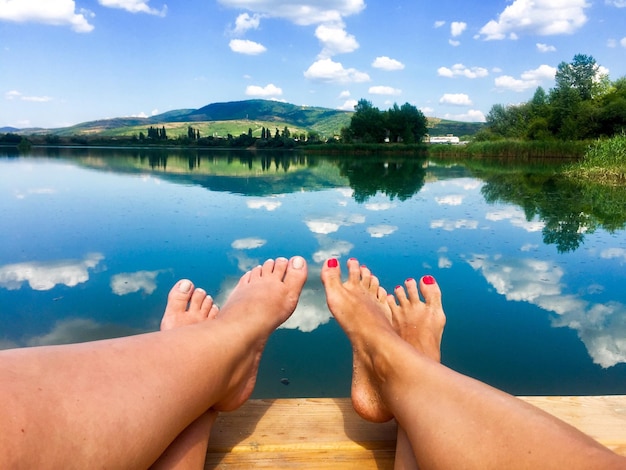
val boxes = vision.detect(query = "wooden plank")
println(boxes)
[205,396,626,468]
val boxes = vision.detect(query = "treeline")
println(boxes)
[480,54,626,141]
[339,99,428,144]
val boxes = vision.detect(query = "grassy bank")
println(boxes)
[428,140,587,161]
[565,133,626,184]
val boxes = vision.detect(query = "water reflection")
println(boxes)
[2,149,625,394]
[0,253,104,291]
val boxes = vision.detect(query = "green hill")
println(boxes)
[15,99,484,139]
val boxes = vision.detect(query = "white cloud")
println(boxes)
[231,237,267,250]
[217,0,365,26]
[338,99,357,111]
[478,0,589,40]
[338,90,351,99]
[448,39,461,47]
[246,197,282,209]
[0,0,95,32]
[372,56,405,71]
[369,85,401,96]
[305,214,365,235]
[364,202,395,211]
[245,83,283,97]
[232,12,261,35]
[434,20,446,28]
[606,0,626,6]
[437,64,489,79]
[0,253,104,291]
[468,254,626,368]
[450,21,466,37]
[229,39,267,55]
[5,90,52,102]
[442,110,486,122]
[536,42,556,52]
[439,93,472,106]
[600,248,626,263]
[304,58,370,84]
[495,64,556,92]
[98,0,166,16]
[435,195,464,206]
[312,238,354,263]
[430,219,479,231]
[316,23,359,57]
[367,225,398,238]
[110,270,162,296]
[486,208,545,232]
[622,37,626,48]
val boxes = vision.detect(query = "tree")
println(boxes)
[554,54,598,101]
[349,99,387,143]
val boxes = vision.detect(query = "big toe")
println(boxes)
[284,256,308,295]
[321,258,342,289]
[420,275,442,308]
[167,279,194,312]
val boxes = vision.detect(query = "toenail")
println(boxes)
[178,280,192,293]
[292,256,305,269]
[406,278,415,283]
[328,258,338,268]
[395,285,402,291]
[423,275,436,285]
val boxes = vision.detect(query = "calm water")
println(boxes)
[1,147,625,398]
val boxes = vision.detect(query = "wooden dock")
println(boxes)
[205,396,626,468]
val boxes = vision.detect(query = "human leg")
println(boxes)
[322,258,625,470]
[0,257,307,469]
[152,279,220,470]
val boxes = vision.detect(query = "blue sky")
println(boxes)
[1,0,625,129]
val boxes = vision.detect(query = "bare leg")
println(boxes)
[322,258,625,470]
[0,257,307,469]
[152,279,219,470]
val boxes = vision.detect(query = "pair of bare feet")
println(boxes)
[154,256,444,468]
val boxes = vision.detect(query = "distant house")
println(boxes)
[428,134,460,144]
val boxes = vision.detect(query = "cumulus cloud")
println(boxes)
[430,219,479,231]
[231,237,267,250]
[606,0,626,6]
[304,58,370,83]
[364,202,395,211]
[246,197,282,210]
[372,56,405,71]
[312,237,354,263]
[369,86,401,96]
[442,110,486,122]
[468,254,626,368]
[0,253,104,291]
[439,93,472,106]
[450,21,466,37]
[0,0,95,32]
[338,99,358,111]
[245,83,283,97]
[437,64,489,79]
[232,12,261,34]
[478,0,589,40]
[435,195,464,206]
[434,20,446,28]
[536,42,556,52]
[305,214,365,235]
[366,225,398,238]
[229,39,267,55]
[110,270,162,296]
[217,0,365,26]
[486,208,545,232]
[98,0,166,16]
[316,23,359,57]
[495,64,556,92]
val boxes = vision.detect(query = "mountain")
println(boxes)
[9,99,483,138]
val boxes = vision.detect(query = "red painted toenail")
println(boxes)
[406,278,415,283]
[395,285,402,291]
[423,275,436,285]
[328,258,339,268]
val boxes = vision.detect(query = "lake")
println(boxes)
[1,147,625,398]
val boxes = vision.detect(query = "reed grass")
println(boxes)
[428,140,587,160]
[565,133,626,185]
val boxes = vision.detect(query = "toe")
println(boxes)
[189,287,208,313]
[346,258,362,285]
[207,304,219,320]
[321,258,342,288]
[167,279,194,312]
[272,257,289,279]
[404,278,421,304]
[283,256,308,292]
[420,275,442,308]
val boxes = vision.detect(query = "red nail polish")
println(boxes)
[406,278,415,284]
[328,258,338,268]
[423,275,436,285]
[395,285,402,291]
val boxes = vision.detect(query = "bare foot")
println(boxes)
[152,279,220,469]
[212,256,308,411]
[388,275,446,362]
[160,279,219,331]
[321,258,397,422]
